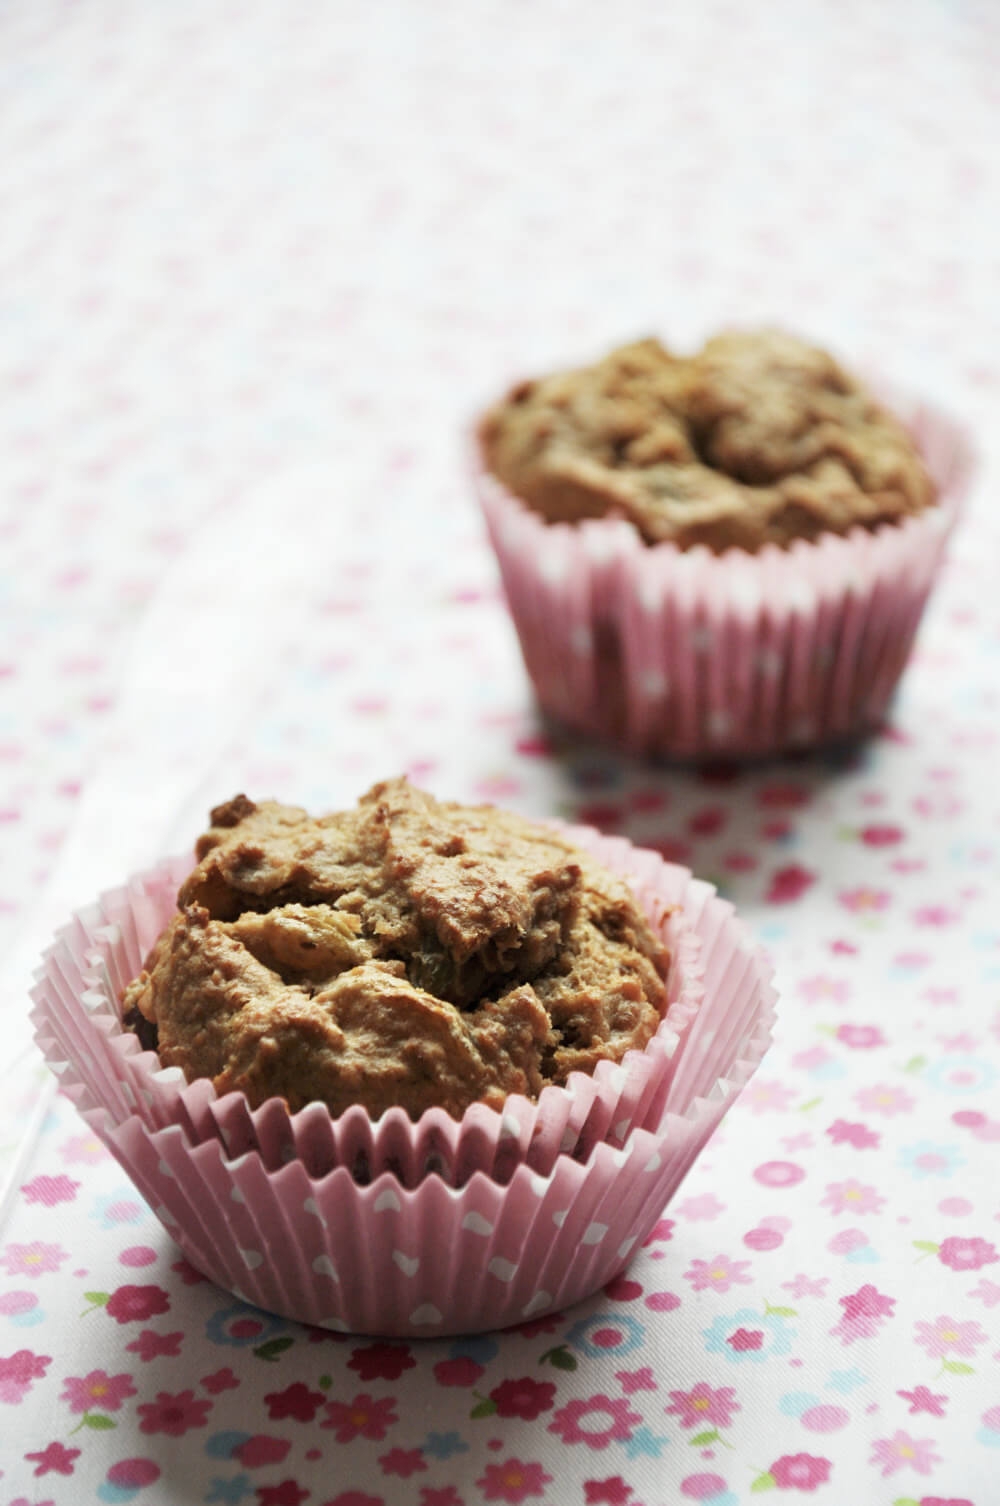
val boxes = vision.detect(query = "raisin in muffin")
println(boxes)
[122,779,669,1120]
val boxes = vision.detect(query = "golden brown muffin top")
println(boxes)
[478,330,937,553]
[123,780,669,1120]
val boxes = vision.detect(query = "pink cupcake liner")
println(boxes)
[33,842,776,1334]
[80,1102,736,1336]
[31,827,729,1185]
[475,386,975,760]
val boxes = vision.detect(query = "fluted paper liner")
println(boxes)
[31,829,717,1184]
[475,386,974,759]
[33,842,775,1335]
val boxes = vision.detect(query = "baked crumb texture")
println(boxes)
[479,329,936,553]
[122,781,669,1120]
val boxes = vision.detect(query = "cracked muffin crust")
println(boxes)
[122,780,670,1120]
[478,329,937,554]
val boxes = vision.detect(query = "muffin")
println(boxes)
[475,329,973,759]
[32,784,776,1334]
[121,778,671,1122]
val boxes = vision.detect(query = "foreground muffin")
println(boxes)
[33,812,775,1334]
[122,779,669,1121]
[475,329,972,758]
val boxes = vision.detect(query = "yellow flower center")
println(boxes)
[92,1383,108,1396]
[900,1444,914,1458]
[351,1411,369,1427]
[710,1268,727,1280]
[845,1188,861,1199]
[942,1329,958,1342]
[24,1252,42,1264]
[693,1397,709,1410]
[504,1471,524,1487]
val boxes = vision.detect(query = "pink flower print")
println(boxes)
[838,886,890,914]
[477,1459,553,1502]
[796,975,851,1005]
[684,1255,753,1294]
[766,865,816,903]
[104,1285,170,1324]
[897,1385,947,1417]
[835,1024,886,1049]
[665,1382,740,1430]
[782,1275,828,1299]
[379,1447,427,1478]
[125,1330,183,1362]
[256,1485,307,1506]
[937,1236,998,1272]
[726,1327,764,1351]
[828,1229,871,1262]
[137,1389,213,1436]
[895,949,931,969]
[854,1083,915,1117]
[913,905,959,928]
[614,1367,656,1394]
[937,1032,979,1052]
[0,1349,51,1403]
[861,824,903,846]
[234,1437,291,1468]
[0,1242,67,1279]
[739,1078,798,1113]
[791,1044,834,1072]
[769,1453,832,1490]
[20,1175,80,1206]
[348,1341,415,1381]
[870,1430,941,1477]
[830,1285,895,1344]
[24,1440,80,1476]
[58,1132,106,1165]
[914,1316,987,1360]
[826,1120,879,1149]
[264,1381,326,1422]
[548,1394,642,1449]
[584,1481,632,1506]
[200,1368,240,1394]
[674,1194,725,1221]
[821,1180,885,1216]
[322,1392,399,1442]
[970,1279,1000,1307]
[489,1377,556,1420]
[758,783,812,809]
[913,792,963,819]
[60,1369,137,1414]
[433,1356,484,1386]
[754,1158,805,1188]
[925,986,960,1006]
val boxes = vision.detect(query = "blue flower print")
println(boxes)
[703,1307,796,1365]
[567,1312,646,1359]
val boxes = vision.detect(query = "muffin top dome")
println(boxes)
[123,779,669,1120]
[478,329,936,554]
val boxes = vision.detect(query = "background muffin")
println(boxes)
[476,329,972,760]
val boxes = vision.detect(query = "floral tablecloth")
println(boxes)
[2,3,1000,1503]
